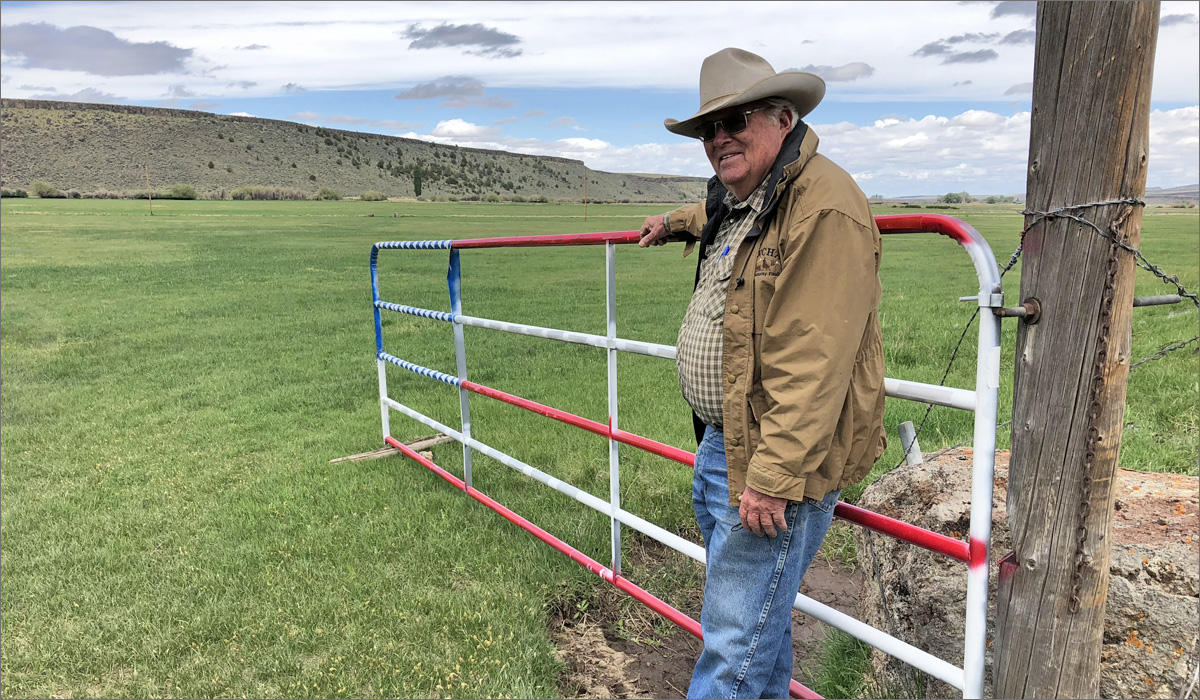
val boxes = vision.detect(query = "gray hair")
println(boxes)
[762,97,800,131]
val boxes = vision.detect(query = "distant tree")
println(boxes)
[208,161,215,169]
[168,184,197,200]
[32,180,65,198]
[361,190,386,201]
[940,192,963,204]
[412,170,423,197]
[314,187,341,201]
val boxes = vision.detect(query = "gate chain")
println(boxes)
[1069,202,1134,612]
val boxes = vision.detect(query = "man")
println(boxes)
[638,48,886,698]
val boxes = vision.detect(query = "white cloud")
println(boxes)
[0,1,1191,102]
[427,118,500,138]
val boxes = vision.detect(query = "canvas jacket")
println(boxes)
[665,123,886,506]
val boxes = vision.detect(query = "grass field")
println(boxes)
[1,198,1196,698]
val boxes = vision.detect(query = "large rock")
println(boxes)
[855,448,1198,698]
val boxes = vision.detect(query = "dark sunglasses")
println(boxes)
[697,107,766,142]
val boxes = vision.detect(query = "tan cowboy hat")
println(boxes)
[664,48,825,138]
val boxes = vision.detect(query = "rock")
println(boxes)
[855,448,1198,699]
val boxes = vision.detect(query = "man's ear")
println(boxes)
[777,107,794,133]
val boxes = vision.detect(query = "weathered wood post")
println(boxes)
[994,2,1159,697]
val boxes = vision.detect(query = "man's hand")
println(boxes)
[739,486,789,537]
[638,214,670,247]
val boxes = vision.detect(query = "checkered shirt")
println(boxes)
[676,181,768,428]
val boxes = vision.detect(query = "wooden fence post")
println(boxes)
[994,2,1159,697]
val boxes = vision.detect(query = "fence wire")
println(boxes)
[897,200,1198,471]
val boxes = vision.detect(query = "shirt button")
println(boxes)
[729,437,740,447]
[727,374,737,384]
[730,304,740,314]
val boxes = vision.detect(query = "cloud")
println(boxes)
[914,34,1001,64]
[428,118,500,138]
[237,44,270,50]
[797,62,874,82]
[19,84,56,92]
[166,84,193,97]
[913,41,951,57]
[1000,29,1036,44]
[402,22,522,58]
[189,100,220,111]
[944,32,1000,44]
[30,86,124,104]
[395,76,484,100]
[492,116,519,125]
[1160,13,1198,27]
[953,80,974,86]
[393,76,511,108]
[228,80,257,89]
[548,117,578,128]
[227,111,257,118]
[991,1,1037,18]
[1147,106,1200,186]
[944,49,999,64]
[281,83,306,93]
[524,110,547,118]
[2,22,192,76]
[1004,82,1033,95]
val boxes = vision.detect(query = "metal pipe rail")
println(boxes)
[368,213,1002,698]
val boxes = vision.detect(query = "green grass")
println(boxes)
[2,198,1196,698]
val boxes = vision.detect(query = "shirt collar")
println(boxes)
[723,177,769,215]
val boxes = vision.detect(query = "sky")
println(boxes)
[1,0,1197,197]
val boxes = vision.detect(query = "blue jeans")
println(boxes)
[688,426,840,699]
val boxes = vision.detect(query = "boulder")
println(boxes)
[855,448,1198,698]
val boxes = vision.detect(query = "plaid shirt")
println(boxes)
[676,180,768,427]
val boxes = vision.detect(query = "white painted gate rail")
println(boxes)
[368,214,1003,699]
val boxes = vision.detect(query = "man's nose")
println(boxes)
[712,126,735,144]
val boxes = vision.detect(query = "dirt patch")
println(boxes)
[551,533,863,698]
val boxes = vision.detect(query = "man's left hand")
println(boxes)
[739,487,789,537]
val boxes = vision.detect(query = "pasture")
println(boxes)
[1,198,1196,698]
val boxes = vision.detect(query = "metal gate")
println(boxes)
[368,214,1002,698]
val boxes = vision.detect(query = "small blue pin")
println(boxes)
[720,245,730,258]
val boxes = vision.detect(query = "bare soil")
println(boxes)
[551,536,863,699]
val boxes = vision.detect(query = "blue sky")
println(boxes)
[1,1,1197,196]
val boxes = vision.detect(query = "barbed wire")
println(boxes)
[1021,198,1199,307]
[895,198,1198,470]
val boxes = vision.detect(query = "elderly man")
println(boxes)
[639,48,886,698]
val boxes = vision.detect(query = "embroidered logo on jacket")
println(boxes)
[755,247,781,277]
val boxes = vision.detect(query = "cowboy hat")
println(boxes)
[664,48,825,139]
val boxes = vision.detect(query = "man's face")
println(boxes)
[703,104,792,201]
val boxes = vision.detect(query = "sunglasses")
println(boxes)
[697,107,766,142]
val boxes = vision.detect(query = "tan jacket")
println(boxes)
[667,124,886,505]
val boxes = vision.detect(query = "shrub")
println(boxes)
[81,189,122,199]
[485,194,500,202]
[1,188,29,198]
[360,190,386,201]
[168,184,197,200]
[314,187,341,201]
[32,180,66,198]
[230,186,308,201]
